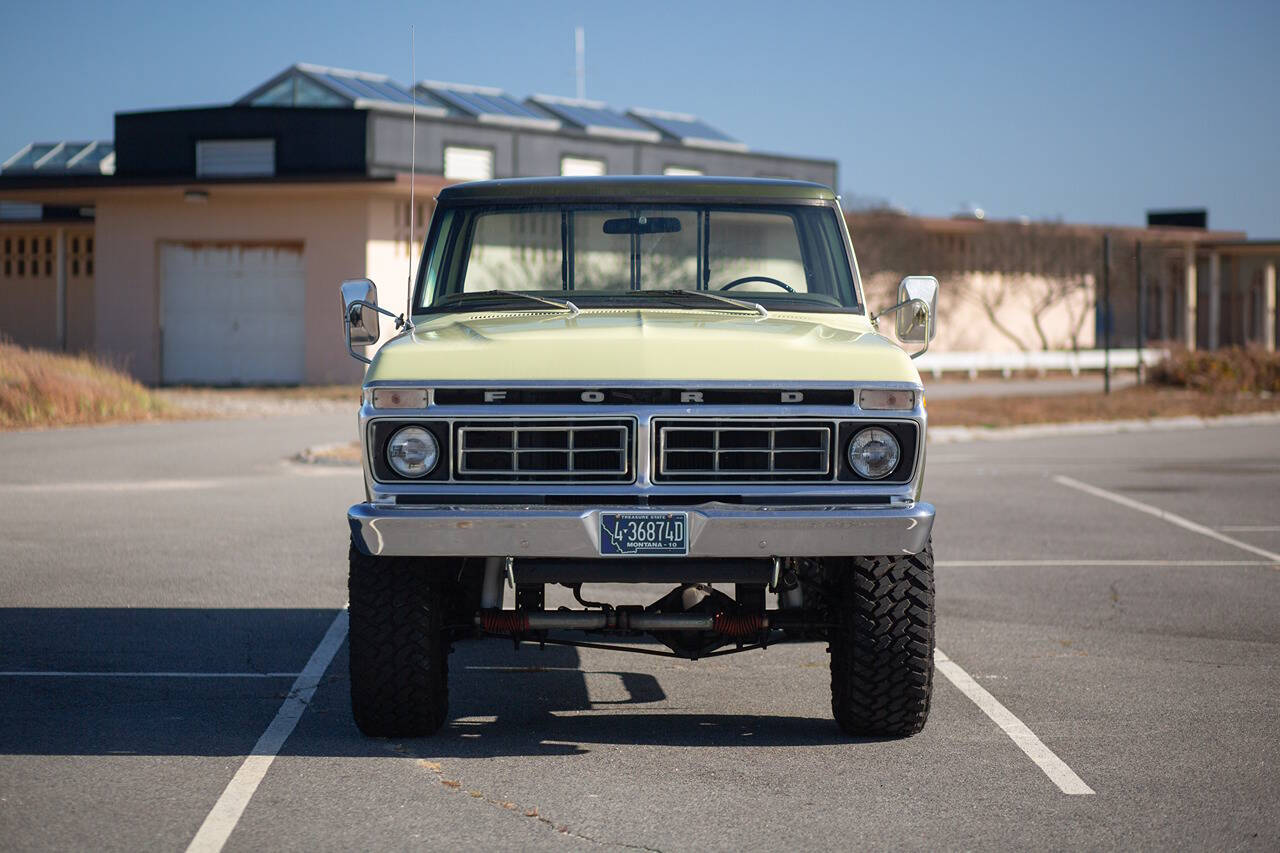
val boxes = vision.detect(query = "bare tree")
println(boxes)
[848,212,1100,351]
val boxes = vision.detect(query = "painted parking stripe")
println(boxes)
[0,671,301,678]
[935,648,1095,795]
[1054,475,1280,563]
[938,559,1268,568]
[940,560,1268,567]
[5,479,227,493]
[186,608,348,853]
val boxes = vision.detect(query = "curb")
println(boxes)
[929,411,1280,444]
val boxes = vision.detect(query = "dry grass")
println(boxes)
[927,385,1279,429]
[0,342,171,430]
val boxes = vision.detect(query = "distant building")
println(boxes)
[0,64,837,384]
[847,211,1278,354]
[3,63,1275,381]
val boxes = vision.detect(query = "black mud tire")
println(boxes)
[348,540,449,737]
[828,541,935,737]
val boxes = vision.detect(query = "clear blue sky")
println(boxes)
[4,0,1277,236]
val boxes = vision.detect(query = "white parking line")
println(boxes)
[5,479,227,493]
[938,559,1269,568]
[1054,475,1280,563]
[186,608,348,853]
[1219,525,1280,533]
[0,671,301,678]
[935,648,1095,795]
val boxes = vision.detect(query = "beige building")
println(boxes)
[0,178,445,384]
[2,176,442,385]
[0,64,836,385]
[848,212,1278,353]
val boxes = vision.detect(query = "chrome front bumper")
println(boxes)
[348,501,935,558]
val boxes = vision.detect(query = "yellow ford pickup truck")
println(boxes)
[340,176,939,738]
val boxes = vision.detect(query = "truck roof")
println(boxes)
[436,175,837,204]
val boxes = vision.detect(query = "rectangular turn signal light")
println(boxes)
[858,389,915,410]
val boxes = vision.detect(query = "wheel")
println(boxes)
[828,541,934,737]
[348,539,449,737]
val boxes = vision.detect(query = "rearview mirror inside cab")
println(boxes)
[602,216,683,235]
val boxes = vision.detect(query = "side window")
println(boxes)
[416,210,454,307]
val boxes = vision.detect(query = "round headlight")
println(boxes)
[387,426,439,478]
[848,427,901,479]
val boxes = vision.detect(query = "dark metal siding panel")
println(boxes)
[368,113,517,177]
[114,107,369,177]
[109,105,837,186]
[512,134,636,176]
[635,146,837,186]
[367,112,837,185]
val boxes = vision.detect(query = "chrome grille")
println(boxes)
[455,419,632,481]
[654,419,834,482]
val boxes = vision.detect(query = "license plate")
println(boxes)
[599,512,689,556]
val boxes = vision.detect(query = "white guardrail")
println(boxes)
[914,348,1167,379]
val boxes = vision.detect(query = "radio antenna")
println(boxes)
[575,27,586,99]
[405,24,417,325]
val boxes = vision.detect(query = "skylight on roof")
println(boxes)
[1,141,115,175]
[240,64,446,114]
[628,108,747,151]
[232,64,755,149]
[528,95,660,142]
[418,81,559,130]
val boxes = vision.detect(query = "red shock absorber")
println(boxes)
[479,610,530,634]
[713,613,767,638]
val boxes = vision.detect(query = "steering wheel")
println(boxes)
[718,275,796,293]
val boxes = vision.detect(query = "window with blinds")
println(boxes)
[443,146,494,181]
[195,139,276,178]
[560,156,606,176]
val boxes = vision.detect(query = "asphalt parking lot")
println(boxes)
[1,412,1277,851]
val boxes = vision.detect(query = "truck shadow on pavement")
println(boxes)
[407,638,866,757]
[0,608,865,757]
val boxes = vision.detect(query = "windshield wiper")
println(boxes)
[644,289,769,319]
[441,290,580,316]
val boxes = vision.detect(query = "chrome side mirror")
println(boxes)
[341,278,415,364]
[872,275,939,359]
[896,275,938,344]
[341,278,380,364]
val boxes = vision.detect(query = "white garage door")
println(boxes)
[160,243,305,384]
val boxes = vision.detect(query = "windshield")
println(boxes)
[414,203,862,314]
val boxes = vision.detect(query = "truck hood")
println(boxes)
[365,309,921,385]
